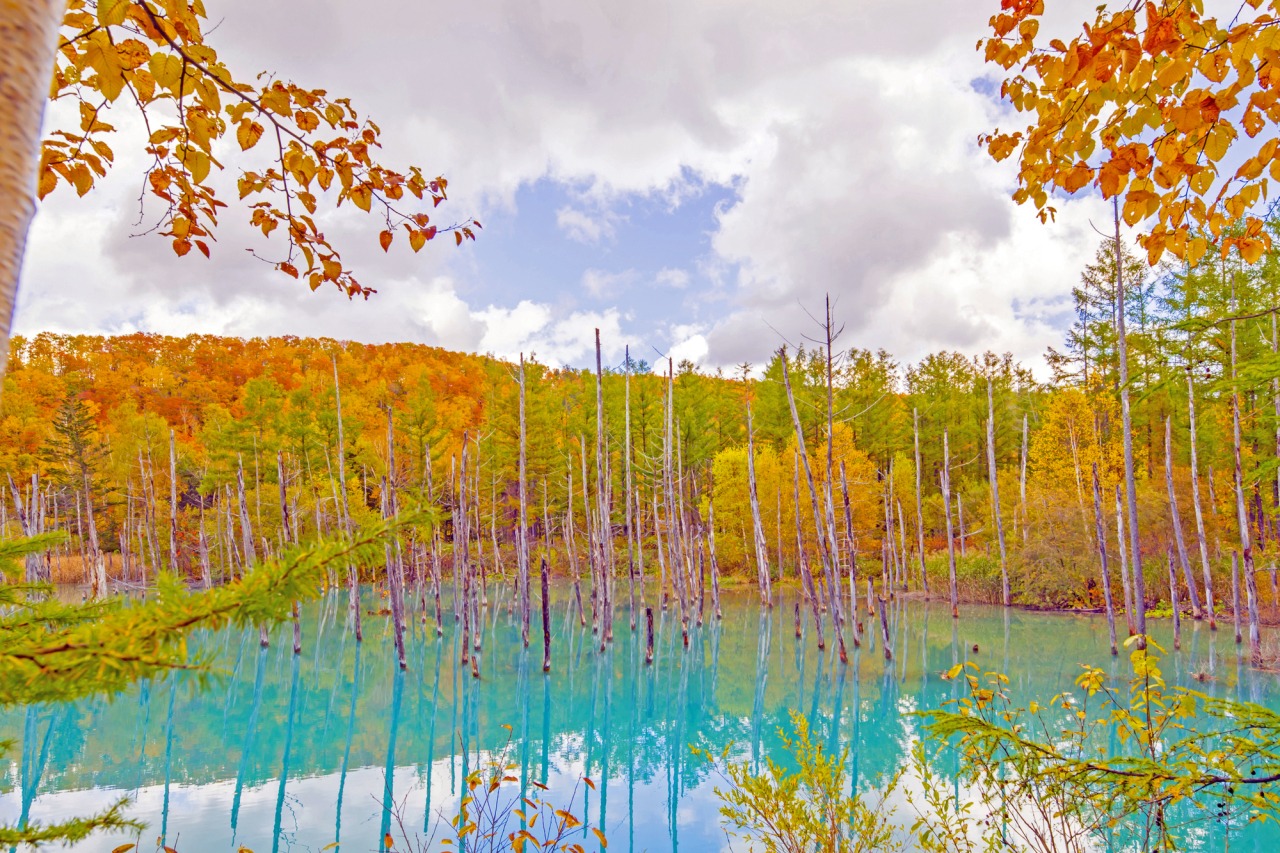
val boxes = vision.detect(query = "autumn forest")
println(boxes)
[5,234,1280,651]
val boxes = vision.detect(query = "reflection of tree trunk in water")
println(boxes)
[273,654,302,853]
[598,645,612,846]
[334,641,362,848]
[584,649,600,834]
[670,636,689,853]
[133,678,154,794]
[160,679,177,844]
[751,609,769,774]
[710,619,721,707]
[828,662,846,770]
[848,643,862,796]
[378,668,405,842]
[231,646,268,841]
[518,651,531,835]
[16,707,61,841]
[542,650,553,785]
[627,622,636,853]
[423,636,443,834]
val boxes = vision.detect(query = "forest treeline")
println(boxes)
[3,238,1280,625]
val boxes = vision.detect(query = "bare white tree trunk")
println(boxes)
[941,429,958,619]
[1230,279,1262,666]
[0,1,63,385]
[780,346,847,663]
[987,378,1010,606]
[1187,370,1215,629]
[1091,463,1118,655]
[1113,200,1146,645]
[1164,417,1201,618]
[517,354,530,647]
[914,408,928,596]
[746,403,772,607]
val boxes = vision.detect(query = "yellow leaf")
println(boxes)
[111,845,136,853]
[237,120,264,151]
[185,149,211,184]
[83,34,125,101]
[150,53,185,92]
[380,230,393,252]
[37,165,58,199]
[98,0,130,26]
[591,827,608,848]
[69,162,93,196]
[349,184,372,212]
[115,38,150,70]
[1205,124,1232,162]
[408,228,425,252]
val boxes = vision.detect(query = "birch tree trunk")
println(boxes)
[517,354,531,647]
[169,430,179,572]
[780,347,847,663]
[1020,414,1029,544]
[1230,279,1262,666]
[0,1,63,386]
[1092,463,1118,656]
[384,407,407,670]
[1165,417,1201,618]
[625,345,637,628]
[746,403,773,607]
[941,429,958,619]
[914,408,929,596]
[1187,369,1216,629]
[1113,200,1146,646]
[987,379,1010,606]
[332,356,362,641]
[1116,485,1135,635]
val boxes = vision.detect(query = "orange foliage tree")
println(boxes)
[980,0,1280,265]
[0,0,478,382]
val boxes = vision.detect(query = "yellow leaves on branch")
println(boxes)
[980,0,1280,266]
[41,0,477,300]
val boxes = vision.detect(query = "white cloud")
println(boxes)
[655,268,689,289]
[556,206,619,244]
[580,268,639,299]
[14,0,1119,376]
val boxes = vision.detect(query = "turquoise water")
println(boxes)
[2,587,1279,852]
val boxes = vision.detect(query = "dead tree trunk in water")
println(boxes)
[746,403,773,607]
[278,451,301,655]
[1230,280,1262,666]
[169,429,179,573]
[332,356,362,642]
[780,346,846,663]
[987,379,1010,606]
[1165,417,1201,618]
[1116,485,1135,635]
[1092,463,1119,656]
[237,456,268,648]
[941,429,958,619]
[914,408,928,597]
[595,329,613,646]
[384,408,407,670]
[624,345,637,629]
[1113,199,1146,647]
[517,354,531,648]
[793,449,825,651]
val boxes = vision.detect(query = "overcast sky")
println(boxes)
[15,0,1121,375]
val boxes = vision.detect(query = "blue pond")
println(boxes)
[2,587,1279,852]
